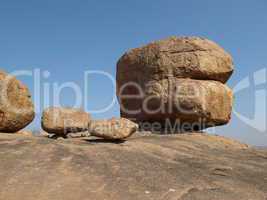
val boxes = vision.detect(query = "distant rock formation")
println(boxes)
[41,107,91,136]
[0,70,35,133]
[117,37,234,131]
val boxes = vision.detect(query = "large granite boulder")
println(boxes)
[89,117,138,140]
[119,78,233,131]
[117,36,234,85]
[116,37,234,131]
[42,107,90,135]
[0,71,35,132]
[0,133,266,200]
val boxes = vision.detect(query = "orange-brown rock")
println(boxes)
[42,107,90,135]
[117,37,234,131]
[89,117,138,140]
[0,71,35,133]
[117,36,234,85]
[119,78,233,131]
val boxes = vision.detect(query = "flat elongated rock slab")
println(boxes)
[0,71,35,132]
[89,118,138,140]
[42,107,90,135]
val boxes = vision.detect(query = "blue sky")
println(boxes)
[0,0,266,145]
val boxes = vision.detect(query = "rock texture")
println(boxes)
[89,117,138,140]
[42,107,90,135]
[0,133,266,200]
[120,78,233,130]
[117,37,234,85]
[117,37,234,130]
[0,71,35,133]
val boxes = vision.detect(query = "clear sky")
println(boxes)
[0,0,266,146]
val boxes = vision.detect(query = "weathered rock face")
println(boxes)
[117,37,234,85]
[42,107,90,135]
[0,71,35,133]
[117,37,234,130]
[0,133,266,200]
[119,78,233,130]
[89,117,138,140]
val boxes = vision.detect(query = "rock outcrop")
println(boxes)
[41,107,90,135]
[89,117,138,140]
[0,71,35,133]
[0,133,266,200]
[117,37,234,130]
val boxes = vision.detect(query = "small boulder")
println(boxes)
[42,107,90,135]
[0,70,35,133]
[89,118,138,140]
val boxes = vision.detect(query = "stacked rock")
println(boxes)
[0,70,35,133]
[116,36,234,132]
